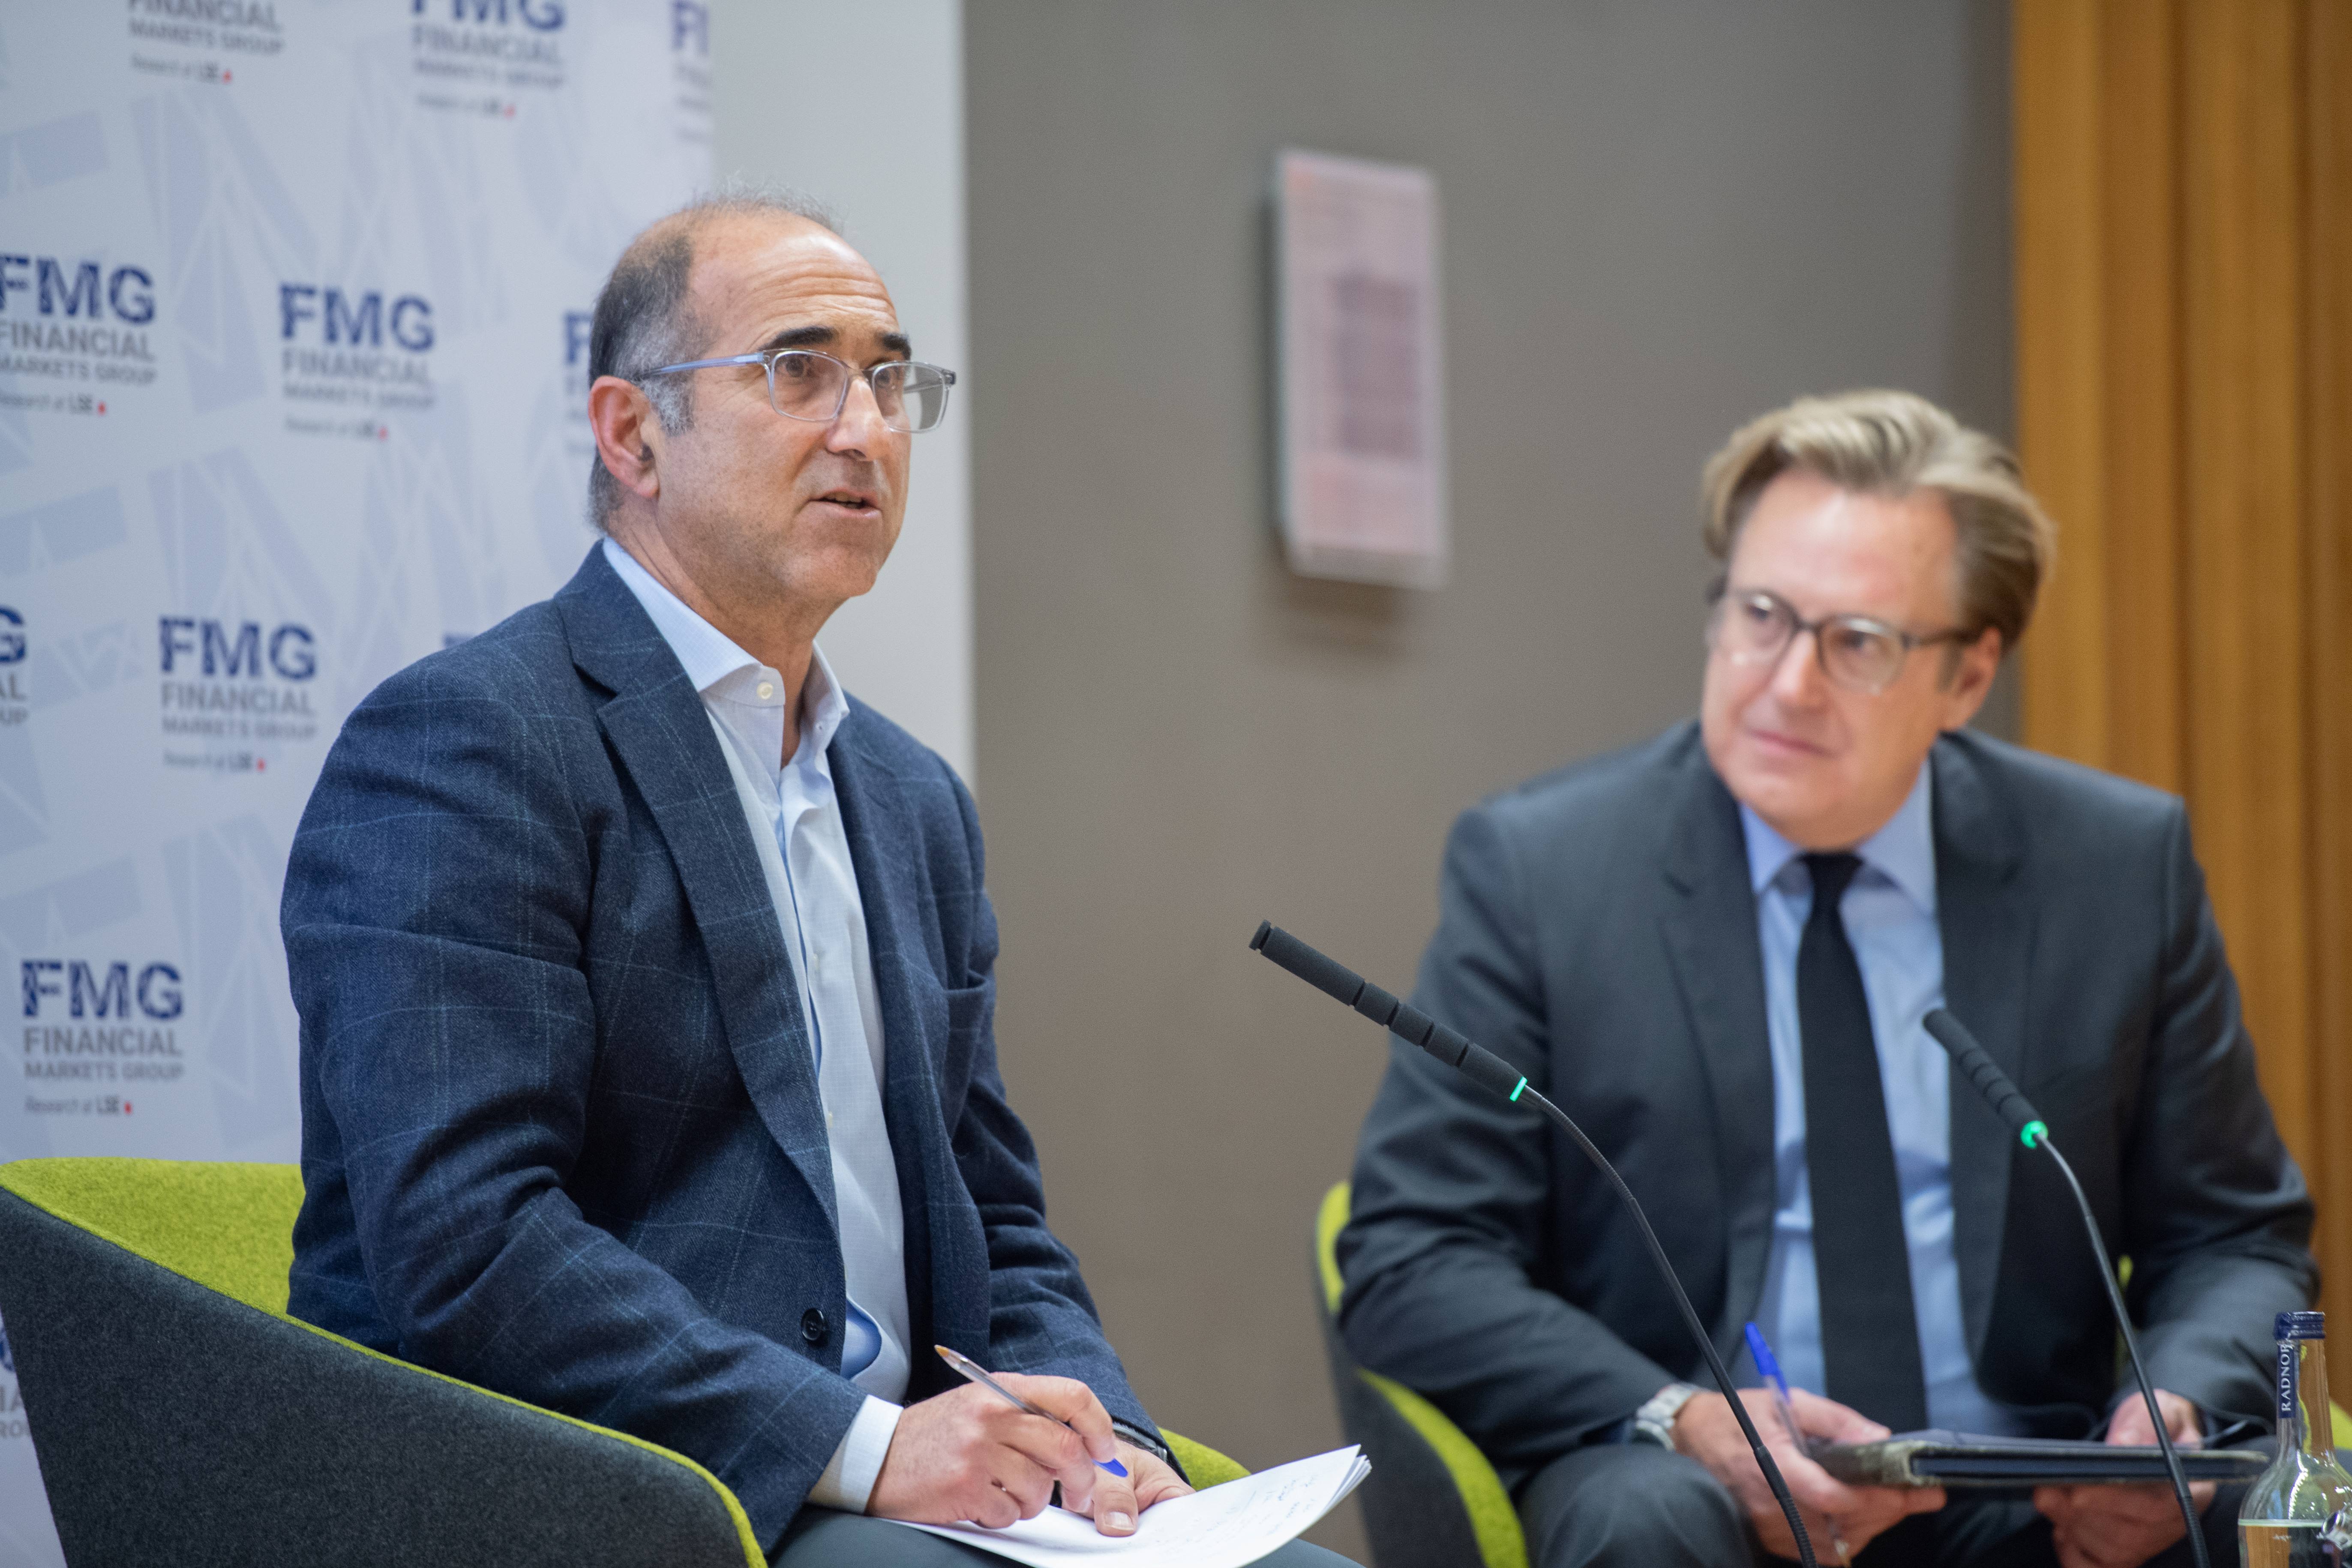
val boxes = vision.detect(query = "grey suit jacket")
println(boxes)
[1337,721,2313,1486]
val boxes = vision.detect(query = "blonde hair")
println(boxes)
[1698,389,2056,653]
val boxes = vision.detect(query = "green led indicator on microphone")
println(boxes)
[2020,1119,2047,1150]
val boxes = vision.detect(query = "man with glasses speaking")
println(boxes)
[281,193,1347,1567]
[1338,391,2313,1568]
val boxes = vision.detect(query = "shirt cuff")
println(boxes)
[807,1395,903,1513]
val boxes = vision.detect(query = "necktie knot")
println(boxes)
[1806,851,1863,912]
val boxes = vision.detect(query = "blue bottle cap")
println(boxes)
[2279,1310,2327,1340]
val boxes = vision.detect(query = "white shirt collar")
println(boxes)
[1738,758,1937,916]
[795,644,850,758]
[601,536,850,758]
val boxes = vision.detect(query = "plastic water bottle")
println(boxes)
[2241,1311,2352,1565]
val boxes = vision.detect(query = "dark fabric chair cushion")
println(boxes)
[0,1187,758,1568]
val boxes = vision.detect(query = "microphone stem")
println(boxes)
[1517,1082,1820,1568]
[2034,1136,2210,1568]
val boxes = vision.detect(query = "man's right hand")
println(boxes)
[865,1376,1121,1528]
[1671,1387,1944,1562]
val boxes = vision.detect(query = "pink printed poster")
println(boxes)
[1275,149,1448,588]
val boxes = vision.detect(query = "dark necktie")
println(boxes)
[1799,852,1930,1433]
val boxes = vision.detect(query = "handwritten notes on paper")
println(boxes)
[894,1445,1372,1568]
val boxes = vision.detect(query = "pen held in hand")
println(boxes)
[933,1344,1129,1477]
[1745,1322,1853,1568]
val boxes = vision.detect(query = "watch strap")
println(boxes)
[1632,1381,1705,1448]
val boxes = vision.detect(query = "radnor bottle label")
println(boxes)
[2241,1313,2352,1566]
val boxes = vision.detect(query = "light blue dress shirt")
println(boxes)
[603,539,907,1508]
[1740,763,2022,1438]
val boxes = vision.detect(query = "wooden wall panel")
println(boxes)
[2306,0,2352,1338]
[2181,0,2313,1139]
[2099,4,2186,795]
[2016,0,2187,791]
[2019,0,2351,1323]
[2017,0,2117,768]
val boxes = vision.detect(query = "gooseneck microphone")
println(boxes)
[1252,921,1819,1568]
[1922,1008,2209,1568]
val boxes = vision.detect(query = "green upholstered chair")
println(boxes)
[0,1157,1247,1568]
[1314,1181,1526,1568]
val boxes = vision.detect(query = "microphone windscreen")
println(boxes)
[1352,980,1406,1029]
[1922,1008,2044,1139]
[1251,923,1529,1104]
[1251,923,1366,1009]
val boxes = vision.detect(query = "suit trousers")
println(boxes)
[774,1510,1362,1565]
[1515,1440,2244,1568]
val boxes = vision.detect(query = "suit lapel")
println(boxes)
[1931,735,2034,1361]
[1655,740,1778,1353]
[829,715,987,1355]
[556,549,837,1231]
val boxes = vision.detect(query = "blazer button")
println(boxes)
[801,1307,829,1345]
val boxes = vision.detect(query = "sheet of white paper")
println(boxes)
[892,1446,1371,1568]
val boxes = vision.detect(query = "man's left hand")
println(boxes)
[1068,1442,1193,1537]
[2035,1390,2212,1568]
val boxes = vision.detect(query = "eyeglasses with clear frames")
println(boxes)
[635,347,957,434]
[1706,585,1974,695]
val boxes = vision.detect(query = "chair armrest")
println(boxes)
[1315,1180,1528,1568]
[0,1188,761,1568]
[1161,1429,1251,1488]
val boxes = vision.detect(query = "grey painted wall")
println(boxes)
[963,3,2010,1554]
[711,0,975,779]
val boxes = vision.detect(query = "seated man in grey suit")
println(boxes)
[282,191,1351,1566]
[1338,390,2313,1568]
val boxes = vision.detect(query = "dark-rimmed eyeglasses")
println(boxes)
[635,348,956,434]
[1706,585,1972,695]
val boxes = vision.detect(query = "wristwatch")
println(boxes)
[1111,1420,1172,1468]
[1631,1381,1705,1448]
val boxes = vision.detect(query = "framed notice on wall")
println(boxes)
[1274,149,1449,588]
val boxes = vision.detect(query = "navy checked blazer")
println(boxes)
[282,545,1157,1548]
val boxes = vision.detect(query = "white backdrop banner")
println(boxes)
[0,4,710,1559]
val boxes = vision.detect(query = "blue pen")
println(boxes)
[935,1344,1128,1476]
[1745,1322,1851,1565]
[1743,1320,1805,1440]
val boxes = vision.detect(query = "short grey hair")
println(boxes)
[585,184,841,530]
[1698,389,2057,654]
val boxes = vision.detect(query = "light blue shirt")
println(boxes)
[1740,763,2022,1437]
[603,538,906,1508]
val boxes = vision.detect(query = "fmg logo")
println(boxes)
[0,255,155,323]
[159,618,317,681]
[280,286,433,351]
[412,0,564,27]
[21,961,184,1021]
[563,309,594,404]
[0,606,26,724]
